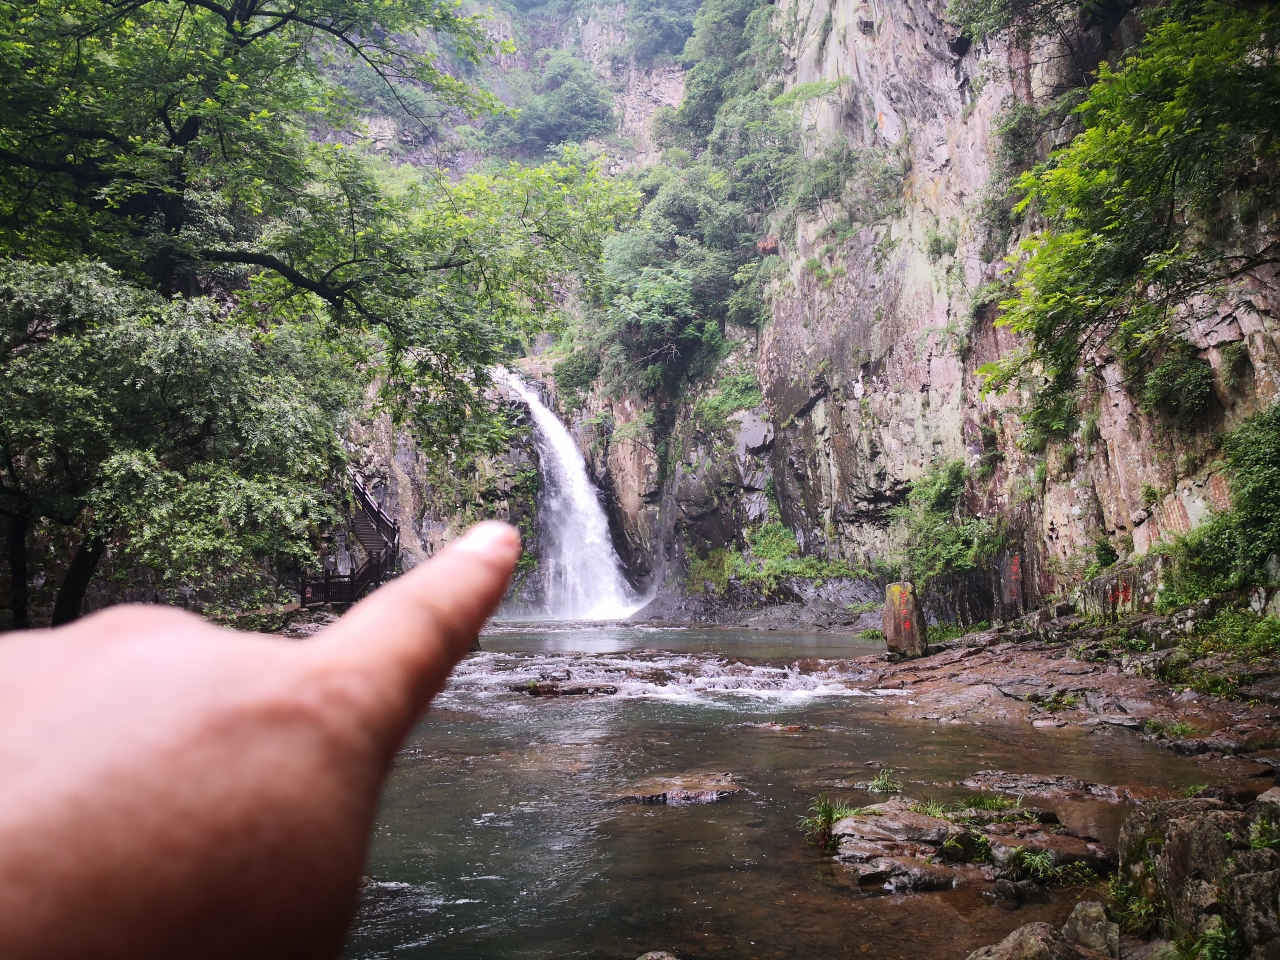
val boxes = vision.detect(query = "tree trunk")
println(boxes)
[7,513,29,630]
[51,536,106,626]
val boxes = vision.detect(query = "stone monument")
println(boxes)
[882,581,927,658]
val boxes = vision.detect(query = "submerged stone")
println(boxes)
[615,774,741,805]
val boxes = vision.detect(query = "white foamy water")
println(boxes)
[437,651,890,708]
[495,369,640,619]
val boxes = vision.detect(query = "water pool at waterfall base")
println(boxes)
[344,626,1209,960]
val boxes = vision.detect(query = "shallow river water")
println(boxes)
[345,625,1207,960]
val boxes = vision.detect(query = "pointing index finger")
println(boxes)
[311,522,521,740]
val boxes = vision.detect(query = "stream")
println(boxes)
[344,623,1209,960]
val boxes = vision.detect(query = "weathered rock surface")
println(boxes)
[883,582,928,658]
[830,797,1110,894]
[1061,902,1119,959]
[614,774,741,806]
[964,922,1110,960]
[1104,795,1280,957]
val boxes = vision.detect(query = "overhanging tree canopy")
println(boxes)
[0,0,637,626]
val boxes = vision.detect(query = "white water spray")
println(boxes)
[495,370,640,619]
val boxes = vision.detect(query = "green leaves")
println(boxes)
[0,260,367,610]
[0,0,639,616]
[889,461,999,584]
[986,3,1280,433]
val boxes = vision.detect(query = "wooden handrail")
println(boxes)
[300,468,400,607]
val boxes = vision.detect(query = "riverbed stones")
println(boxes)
[1062,902,1119,959]
[985,827,1114,874]
[882,582,927,658]
[615,774,741,805]
[509,681,618,697]
[963,922,1110,960]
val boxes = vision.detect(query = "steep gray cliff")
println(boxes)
[525,0,1280,622]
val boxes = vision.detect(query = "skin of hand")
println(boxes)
[0,521,521,960]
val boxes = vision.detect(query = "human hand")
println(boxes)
[0,521,521,960]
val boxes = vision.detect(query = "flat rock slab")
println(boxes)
[986,829,1114,872]
[510,681,618,697]
[962,770,1151,804]
[833,801,960,846]
[614,774,741,805]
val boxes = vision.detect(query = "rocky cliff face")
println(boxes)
[532,0,1280,621]
[355,0,1280,623]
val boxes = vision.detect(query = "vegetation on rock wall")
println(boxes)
[485,50,616,156]
[1159,402,1280,607]
[982,2,1280,442]
[889,461,1001,586]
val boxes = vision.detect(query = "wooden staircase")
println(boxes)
[300,467,400,607]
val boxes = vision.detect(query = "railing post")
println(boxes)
[323,568,330,605]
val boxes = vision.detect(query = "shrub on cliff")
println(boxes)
[889,461,1000,586]
[1160,401,1280,608]
[980,2,1280,437]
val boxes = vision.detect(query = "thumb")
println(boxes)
[310,521,521,741]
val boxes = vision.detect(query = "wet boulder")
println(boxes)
[1112,796,1280,955]
[1116,798,1227,900]
[615,774,741,805]
[1061,902,1119,959]
[963,922,1110,960]
[1221,850,1280,948]
[1155,809,1251,935]
[994,878,1049,905]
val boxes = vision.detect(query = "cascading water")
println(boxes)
[494,370,640,619]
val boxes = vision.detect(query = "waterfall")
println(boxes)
[494,370,640,620]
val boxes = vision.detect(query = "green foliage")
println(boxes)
[962,793,1018,811]
[1041,690,1082,712]
[1176,923,1247,960]
[798,793,859,849]
[868,768,904,794]
[1136,343,1217,425]
[911,797,949,818]
[694,371,763,431]
[947,0,1083,44]
[983,4,1280,436]
[1107,875,1159,935]
[0,0,636,453]
[591,0,901,407]
[889,461,999,585]
[0,0,637,620]
[725,522,866,592]
[623,0,702,63]
[1158,402,1280,606]
[1144,719,1199,738]
[553,350,602,404]
[1221,342,1252,388]
[0,261,364,612]
[927,621,991,644]
[1251,817,1280,851]
[1006,847,1097,887]
[486,50,616,156]
[687,547,732,596]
